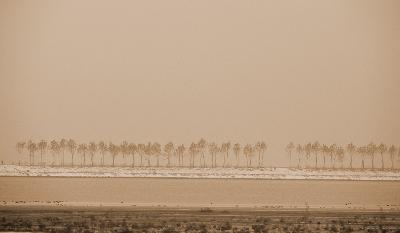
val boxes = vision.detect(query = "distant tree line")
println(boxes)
[15,139,267,168]
[286,142,400,170]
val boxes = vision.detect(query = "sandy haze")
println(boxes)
[1,0,400,165]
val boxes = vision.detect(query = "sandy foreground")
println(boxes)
[0,165,400,180]
[1,200,399,212]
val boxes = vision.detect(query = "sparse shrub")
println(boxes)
[185,222,200,231]
[221,221,232,231]
[252,224,266,233]
[199,223,208,233]
[162,227,178,233]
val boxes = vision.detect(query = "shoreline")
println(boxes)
[1,165,400,181]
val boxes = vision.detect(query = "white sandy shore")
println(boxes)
[0,165,399,181]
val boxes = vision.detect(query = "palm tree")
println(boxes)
[16,142,26,164]
[312,141,320,169]
[243,144,254,168]
[128,143,137,167]
[176,144,185,167]
[388,145,397,170]
[59,139,67,167]
[329,144,337,168]
[151,142,161,167]
[357,146,366,169]
[77,143,88,167]
[27,140,37,166]
[255,142,262,168]
[209,143,220,168]
[321,144,329,168]
[346,143,356,169]
[260,142,267,168]
[67,139,77,167]
[198,139,207,168]
[98,141,107,166]
[208,143,217,168]
[145,142,152,167]
[164,142,174,167]
[233,143,241,168]
[38,140,47,166]
[296,144,303,168]
[137,144,145,167]
[377,143,387,170]
[120,141,129,166]
[189,143,197,168]
[108,143,119,167]
[88,142,97,166]
[221,142,231,168]
[367,142,377,169]
[336,147,345,169]
[50,140,60,166]
[304,143,312,168]
[286,142,294,168]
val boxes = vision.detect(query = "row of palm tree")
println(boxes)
[16,139,267,168]
[286,142,400,170]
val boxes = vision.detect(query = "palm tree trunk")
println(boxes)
[371,155,375,169]
[71,154,74,167]
[390,155,394,170]
[381,153,384,170]
[315,154,318,169]
[131,154,135,167]
[112,155,115,167]
[235,153,238,168]
[298,154,301,168]
[361,156,365,169]
[350,154,353,169]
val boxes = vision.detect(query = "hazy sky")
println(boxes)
[1,0,399,165]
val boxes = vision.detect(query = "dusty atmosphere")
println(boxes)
[1,0,400,165]
[1,0,400,232]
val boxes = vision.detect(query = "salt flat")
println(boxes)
[0,165,399,181]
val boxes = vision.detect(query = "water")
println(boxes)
[0,177,399,208]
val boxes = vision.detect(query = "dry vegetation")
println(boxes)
[1,208,400,233]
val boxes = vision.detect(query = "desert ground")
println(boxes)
[1,206,400,233]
